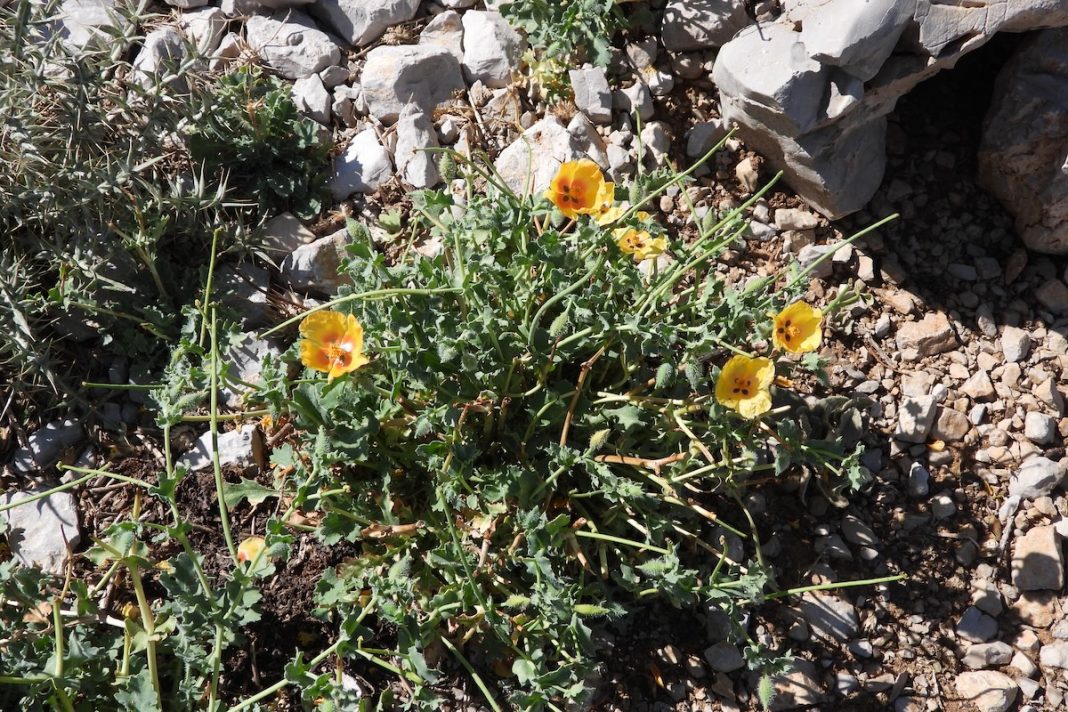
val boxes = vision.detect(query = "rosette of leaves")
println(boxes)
[185,66,328,220]
[242,147,873,710]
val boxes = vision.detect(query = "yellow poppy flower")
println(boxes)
[237,536,266,563]
[772,301,823,354]
[715,355,775,419]
[299,310,370,381]
[544,159,606,219]
[615,227,667,262]
[592,180,615,219]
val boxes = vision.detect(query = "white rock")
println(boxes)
[394,108,441,189]
[661,0,750,51]
[895,396,937,444]
[1040,641,1068,669]
[291,74,331,125]
[1001,325,1031,363]
[614,82,654,121]
[798,592,858,642]
[360,45,466,123]
[331,85,362,127]
[1009,456,1066,500]
[59,0,128,51]
[176,424,265,473]
[979,28,1068,255]
[442,0,477,6]
[311,0,420,46]
[164,0,207,8]
[262,212,316,254]
[209,32,243,72]
[567,114,610,169]
[686,119,728,158]
[640,121,672,169]
[132,27,186,89]
[768,659,825,710]
[12,420,85,473]
[792,0,914,82]
[245,12,341,80]
[955,671,1018,712]
[963,642,1014,670]
[1024,411,1057,445]
[461,11,524,89]
[319,65,350,89]
[775,207,820,230]
[494,116,594,196]
[0,489,80,575]
[178,6,226,55]
[569,66,613,124]
[1011,525,1064,591]
[328,129,395,200]
[281,228,354,294]
[419,10,464,63]
[222,336,282,408]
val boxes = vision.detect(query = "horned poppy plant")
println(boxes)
[299,310,369,381]
[772,301,823,354]
[544,159,606,219]
[615,225,667,262]
[715,354,774,419]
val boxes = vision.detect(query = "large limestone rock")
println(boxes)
[713,0,1068,219]
[0,489,81,575]
[245,11,341,79]
[312,0,420,47]
[360,45,465,124]
[494,116,607,196]
[979,27,1068,255]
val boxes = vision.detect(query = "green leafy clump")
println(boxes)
[185,66,330,221]
[246,146,875,708]
[503,0,632,67]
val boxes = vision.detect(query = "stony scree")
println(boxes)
[244,12,340,80]
[310,0,419,47]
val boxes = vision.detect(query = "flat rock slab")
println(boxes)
[1011,525,1064,591]
[0,489,80,575]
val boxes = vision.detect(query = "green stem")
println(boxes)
[128,562,164,710]
[573,530,670,555]
[209,308,238,562]
[179,409,269,423]
[0,469,152,515]
[763,573,907,601]
[439,637,503,712]
[259,287,462,338]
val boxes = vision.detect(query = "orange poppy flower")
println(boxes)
[237,536,266,563]
[299,310,370,381]
[544,159,606,219]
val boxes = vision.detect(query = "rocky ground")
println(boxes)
[4,2,1068,711]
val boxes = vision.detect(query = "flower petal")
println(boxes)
[736,390,772,419]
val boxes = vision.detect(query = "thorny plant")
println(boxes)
[0,0,323,425]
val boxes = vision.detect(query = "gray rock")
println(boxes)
[848,639,873,659]
[494,116,595,196]
[907,461,930,498]
[176,423,265,473]
[59,0,129,51]
[394,108,441,189]
[775,207,820,231]
[841,515,878,548]
[328,129,394,199]
[222,335,282,408]
[164,0,207,7]
[932,494,957,520]
[799,592,858,642]
[686,119,728,158]
[261,212,316,254]
[979,28,1068,255]
[956,606,1000,644]
[419,10,464,63]
[11,420,85,473]
[1024,411,1057,445]
[661,0,750,51]
[360,45,465,123]
[132,27,186,90]
[895,312,957,358]
[178,6,227,55]
[215,263,272,329]
[714,1,1068,220]
[895,396,937,444]
[281,229,353,294]
[640,121,672,169]
[461,11,524,88]
[319,64,350,89]
[703,643,745,672]
[1036,278,1068,312]
[569,67,613,124]
[0,489,80,575]
[291,74,331,125]
[768,659,825,710]
[1040,641,1068,669]
[1009,456,1066,500]
[1011,525,1064,591]
[796,243,835,278]
[963,642,1014,670]
[955,671,1018,712]
[932,406,970,441]
[614,82,654,121]
[245,12,341,80]
[311,0,420,46]
[1001,326,1031,363]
